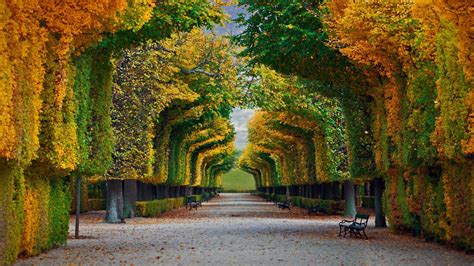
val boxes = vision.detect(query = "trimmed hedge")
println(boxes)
[188,195,203,202]
[294,197,344,214]
[87,199,106,211]
[136,197,186,217]
[260,193,344,214]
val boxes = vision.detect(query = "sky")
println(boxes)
[231,108,255,150]
[217,5,255,150]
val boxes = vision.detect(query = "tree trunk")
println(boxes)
[285,186,290,201]
[101,182,107,199]
[327,183,333,200]
[343,180,356,217]
[123,180,137,218]
[106,179,124,223]
[75,174,81,238]
[332,183,341,201]
[374,177,387,227]
[155,185,161,199]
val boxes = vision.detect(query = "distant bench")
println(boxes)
[277,201,291,210]
[186,196,202,210]
[307,206,322,215]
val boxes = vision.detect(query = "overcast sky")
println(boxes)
[231,108,254,150]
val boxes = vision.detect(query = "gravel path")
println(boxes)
[17,193,473,265]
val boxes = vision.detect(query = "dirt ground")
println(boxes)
[16,193,474,265]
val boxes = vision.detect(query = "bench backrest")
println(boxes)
[354,213,369,225]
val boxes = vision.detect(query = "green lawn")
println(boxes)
[221,168,256,192]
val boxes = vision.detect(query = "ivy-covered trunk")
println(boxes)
[344,180,356,217]
[123,180,137,218]
[106,180,123,223]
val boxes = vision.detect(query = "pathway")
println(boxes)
[17,193,473,265]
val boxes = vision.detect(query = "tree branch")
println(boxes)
[180,67,219,78]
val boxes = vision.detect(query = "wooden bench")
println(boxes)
[339,213,369,239]
[277,201,291,210]
[186,196,202,210]
[307,206,322,215]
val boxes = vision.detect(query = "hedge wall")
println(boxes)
[136,197,186,217]
[0,162,70,263]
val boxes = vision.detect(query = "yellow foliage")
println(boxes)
[0,0,143,165]
[21,177,50,256]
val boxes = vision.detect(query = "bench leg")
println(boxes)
[363,229,368,240]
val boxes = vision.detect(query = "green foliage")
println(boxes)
[73,53,94,174]
[47,178,70,249]
[72,48,117,177]
[87,49,115,175]
[235,0,350,84]
[402,63,438,167]
[103,1,225,52]
[433,20,470,160]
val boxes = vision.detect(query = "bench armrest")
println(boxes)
[339,219,354,223]
[339,221,354,226]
